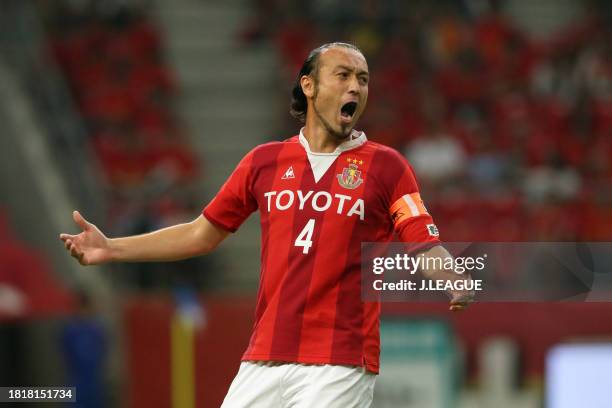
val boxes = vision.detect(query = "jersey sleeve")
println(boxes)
[381,148,441,253]
[202,149,257,232]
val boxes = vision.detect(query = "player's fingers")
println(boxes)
[72,251,83,263]
[73,252,83,264]
[449,302,467,312]
[73,210,90,232]
[59,233,75,241]
[65,240,71,250]
[69,244,81,258]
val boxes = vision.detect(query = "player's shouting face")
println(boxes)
[302,46,369,140]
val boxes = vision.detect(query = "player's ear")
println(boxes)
[301,75,315,98]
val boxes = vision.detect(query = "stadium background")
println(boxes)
[0,0,611,406]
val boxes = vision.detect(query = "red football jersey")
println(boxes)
[203,133,440,373]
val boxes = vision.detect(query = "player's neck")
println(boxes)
[302,123,349,153]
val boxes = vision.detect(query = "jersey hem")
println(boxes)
[241,353,380,374]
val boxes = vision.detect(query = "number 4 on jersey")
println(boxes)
[295,219,315,254]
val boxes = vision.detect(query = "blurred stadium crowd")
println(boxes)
[46,4,200,235]
[38,2,213,289]
[245,0,612,241]
[3,0,605,293]
[35,0,612,252]
[1,0,610,295]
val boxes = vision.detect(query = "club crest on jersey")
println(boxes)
[337,162,363,190]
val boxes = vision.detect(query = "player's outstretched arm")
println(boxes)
[418,245,475,312]
[59,211,229,266]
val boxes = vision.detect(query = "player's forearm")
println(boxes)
[108,221,212,263]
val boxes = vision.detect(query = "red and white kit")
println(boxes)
[203,129,440,376]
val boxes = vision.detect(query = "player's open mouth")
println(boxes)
[340,102,358,123]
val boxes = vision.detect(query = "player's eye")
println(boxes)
[359,76,369,85]
[338,72,349,79]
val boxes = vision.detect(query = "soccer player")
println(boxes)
[60,42,473,407]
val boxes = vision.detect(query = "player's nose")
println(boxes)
[347,75,360,95]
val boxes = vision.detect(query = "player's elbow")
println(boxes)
[197,239,218,256]
[191,230,217,256]
[189,217,226,256]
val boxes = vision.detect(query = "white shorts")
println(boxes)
[221,361,376,408]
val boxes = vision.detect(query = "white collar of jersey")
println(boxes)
[298,128,367,156]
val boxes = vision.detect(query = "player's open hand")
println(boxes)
[59,211,111,266]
